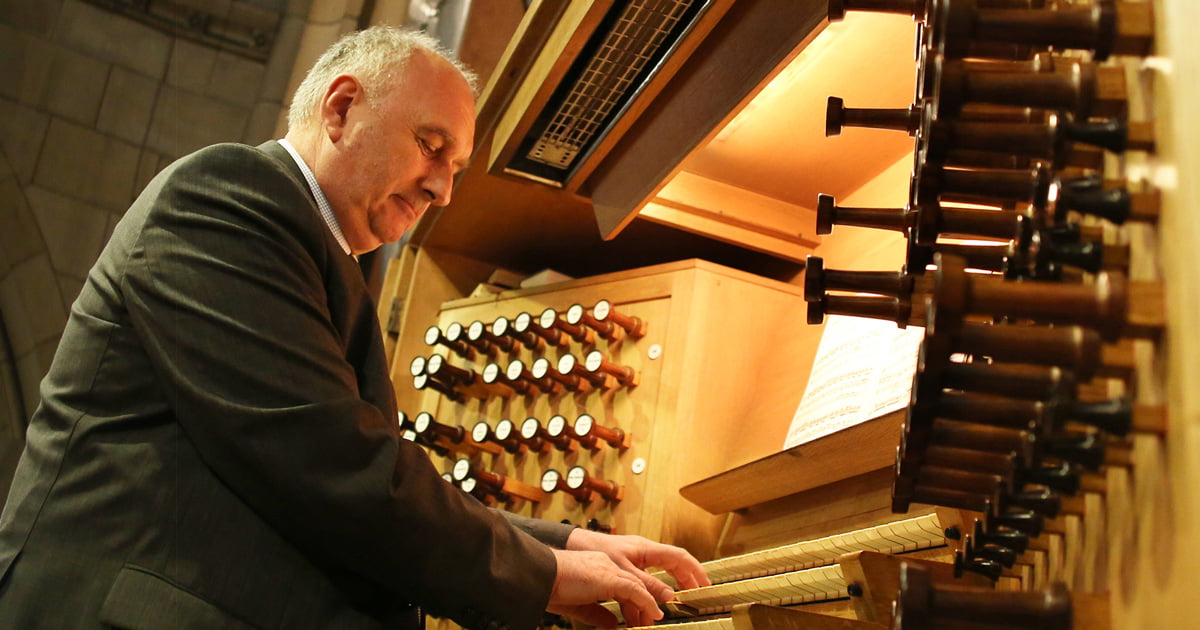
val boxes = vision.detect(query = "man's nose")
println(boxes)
[423,163,454,207]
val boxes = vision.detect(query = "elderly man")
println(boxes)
[0,27,706,629]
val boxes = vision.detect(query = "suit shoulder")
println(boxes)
[167,143,297,187]
[138,143,326,252]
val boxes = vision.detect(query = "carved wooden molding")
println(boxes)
[83,0,281,62]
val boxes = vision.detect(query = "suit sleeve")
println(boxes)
[502,512,576,549]
[120,144,556,630]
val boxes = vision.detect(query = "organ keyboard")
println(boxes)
[603,513,949,622]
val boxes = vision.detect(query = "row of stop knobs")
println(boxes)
[401,411,629,454]
[424,299,647,361]
[441,456,624,505]
[411,350,640,401]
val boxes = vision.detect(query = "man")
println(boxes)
[0,26,707,628]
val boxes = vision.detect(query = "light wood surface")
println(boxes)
[386,259,819,560]
[680,409,903,515]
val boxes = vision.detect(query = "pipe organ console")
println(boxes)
[378,0,1193,628]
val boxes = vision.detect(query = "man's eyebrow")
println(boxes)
[418,125,470,171]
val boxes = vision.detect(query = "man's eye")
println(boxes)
[418,137,441,154]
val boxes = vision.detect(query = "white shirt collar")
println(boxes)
[277,138,352,256]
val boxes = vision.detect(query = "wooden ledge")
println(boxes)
[680,409,905,514]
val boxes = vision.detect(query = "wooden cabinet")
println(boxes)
[390,259,819,557]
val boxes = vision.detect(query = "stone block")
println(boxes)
[285,0,312,18]
[305,0,348,24]
[260,14,304,103]
[146,85,248,158]
[103,211,123,247]
[229,1,282,33]
[0,254,67,358]
[0,274,35,358]
[0,0,64,37]
[0,25,55,108]
[97,67,159,145]
[26,186,110,280]
[56,0,171,79]
[240,0,291,14]
[0,175,45,269]
[56,273,85,309]
[0,26,22,101]
[0,99,51,183]
[167,38,217,93]
[177,0,233,19]
[207,51,266,108]
[44,46,110,125]
[34,118,141,212]
[134,149,164,200]
[243,100,283,145]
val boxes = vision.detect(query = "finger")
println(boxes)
[617,599,659,629]
[612,574,663,628]
[638,545,711,589]
[631,566,675,602]
[559,603,619,628]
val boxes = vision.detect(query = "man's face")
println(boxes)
[320,52,475,254]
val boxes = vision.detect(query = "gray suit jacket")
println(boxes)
[0,141,566,629]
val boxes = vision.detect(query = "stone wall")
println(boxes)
[0,0,493,500]
[0,0,324,495]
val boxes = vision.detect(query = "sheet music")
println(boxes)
[784,315,923,449]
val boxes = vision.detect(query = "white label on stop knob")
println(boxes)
[468,321,485,339]
[585,351,603,372]
[547,415,566,436]
[541,470,560,493]
[593,300,611,320]
[574,414,593,436]
[424,326,441,345]
[506,361,524,380]
[557,354,576,374]
[520,418,540,439]
[426,354,444,373]
[566,466,587,489]
[531,358,550,379]
[539,308,557,329]
[483,363,501,382]
[566,304,584,324]
[631,458,647,475]
[409,356,426,376]
[452,459,471,481]
[495,420,514,440]
[471,422,489,443]
[413,412,432,433]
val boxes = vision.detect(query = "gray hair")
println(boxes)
[287,26,477,131]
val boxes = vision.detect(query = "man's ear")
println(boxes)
[320,75,363,143]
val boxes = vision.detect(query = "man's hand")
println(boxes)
[565,528,711,605]
[547,548,663,628]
